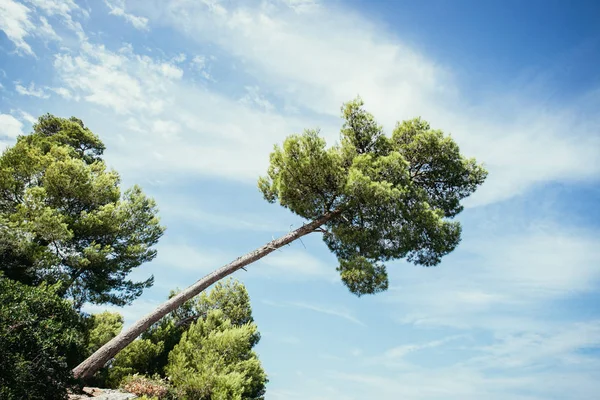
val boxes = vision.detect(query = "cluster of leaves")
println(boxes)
[0,275,87,400]
[87,311,125,355]
[106,279,267,399]
[259,98,487,295]
[0,114,165,308]
[167,309,266,400]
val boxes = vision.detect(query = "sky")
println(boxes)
[1,0,600,398]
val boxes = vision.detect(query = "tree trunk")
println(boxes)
[72,211,337,379]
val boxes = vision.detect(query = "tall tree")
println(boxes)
[74,97,487,379]
[0,114,165,308]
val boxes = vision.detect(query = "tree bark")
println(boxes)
[72,211,337,379]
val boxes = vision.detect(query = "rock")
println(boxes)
[68,387,137,400]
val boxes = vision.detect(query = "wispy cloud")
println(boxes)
[0,0,35,55]
[380,222,600,331]
[104,0,149,31]
[15,109,37,125]
[27,0,87,39]
[384,335,466,360]
[325,319,600,399]
[264,299,365,326]
[15,81,49,98]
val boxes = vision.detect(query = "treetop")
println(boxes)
[259,98,487,296]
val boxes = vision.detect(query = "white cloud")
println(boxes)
[158,62,183,79]
[191,55,213,80]
[27,0,85,18]
[191,55,205,69]
[239,85,274,112]
[53,42,181,115]
[322,320,600,399]
[280,0,320,13]
[172,53,186,63]
[378,224,600,332]
[0,0,35,55]
[469,320,600,370]
[15,81,49,98]
[384,335,465,359]
[0,0,85,56]
[0,113,24,138]
[151,119,180,139]
[15,109,37,124]
[48,86,78,100]
[132,0,600,206]
[50,38,322,183]
[37,15,60,42]
[105,0,149,31]
[27,0,87,40]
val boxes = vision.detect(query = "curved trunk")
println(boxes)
[72,212,336,379]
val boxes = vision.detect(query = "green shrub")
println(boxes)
[0,276,86,400]
[120,374,171,399]
[108,339,165,387]
[166,310,267,400]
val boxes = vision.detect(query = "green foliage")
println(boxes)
[106,280,266,398]
[87,311,124,355]
[0,275,86,400]
[145,279,259,378]
[259,98,487,295]
[166,310,267,400]
[108,339,164,387]
[0,114,165,308]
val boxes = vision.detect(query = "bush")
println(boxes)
[166,310,267,400]
[0,276,86,400]
[108,339,164,387]
[120,374,171,399]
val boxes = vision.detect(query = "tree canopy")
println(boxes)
[259,98,487,295]
[0,275,87,400]
[0,114,165,308]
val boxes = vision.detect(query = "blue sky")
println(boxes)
[1,0,600,398]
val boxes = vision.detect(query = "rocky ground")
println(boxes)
[68,387,137,400]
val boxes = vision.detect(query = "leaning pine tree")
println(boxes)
[74,97,488,379]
